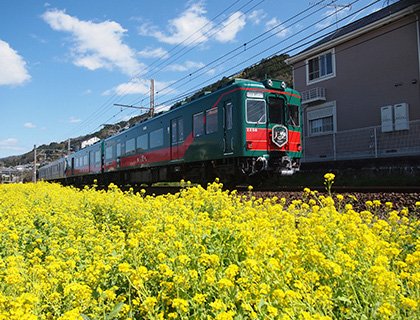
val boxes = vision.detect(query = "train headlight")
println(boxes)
[281,81,287,89]
[272,125,288,148]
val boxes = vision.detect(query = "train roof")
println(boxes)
[102,78,299,142]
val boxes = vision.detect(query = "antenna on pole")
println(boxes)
[310,1,351,29]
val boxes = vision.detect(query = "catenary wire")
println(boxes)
[55,0,257,141]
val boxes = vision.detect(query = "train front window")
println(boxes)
[268,97,285,125]
[246,100,266,124]
[288,104,300,127]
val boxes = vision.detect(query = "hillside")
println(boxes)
[0,54,292,167]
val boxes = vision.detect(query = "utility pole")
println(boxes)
[68,138,71,155]
[33,144,37,183]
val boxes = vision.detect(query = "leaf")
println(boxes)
[80,314,91,320]
[337,296,351,303]
[107,301,124,320]
[257,298,265,310]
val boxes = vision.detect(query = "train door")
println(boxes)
[170,116,183,160]
[71,157,74,176]
[267,95,287,149]
[89,151,93,173]
[116,140,121,168]
[223,101,234,155]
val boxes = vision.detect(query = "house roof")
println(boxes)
[287,0,420,64]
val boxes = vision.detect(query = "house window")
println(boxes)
[307,50,335,84]
[307,102,336,136]
[309,117,333,134]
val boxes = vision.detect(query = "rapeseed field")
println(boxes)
[0,176,419,320]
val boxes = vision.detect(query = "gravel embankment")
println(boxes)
[245,191,420,218]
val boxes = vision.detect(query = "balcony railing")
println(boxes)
[301,87,326,104]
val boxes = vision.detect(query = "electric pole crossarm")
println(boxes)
[114,104,151,110]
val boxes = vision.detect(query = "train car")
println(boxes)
[40,78,302,186]
[38,156,66,181]
[65,141,103,184]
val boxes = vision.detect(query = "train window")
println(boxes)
[89,152,94,166]
[116,142,121,157]
[150,128,164,148]
[171,119,178,144]
[288,104,300,127]
[76,158,79,168]
[126,138,135,154]
[106,146,113,160]
[95,150,101,163]
[268,97,285,125]
[206,108,218,134]
[137,134,148,151]
[225,102,233,130]
[246,100,266,124]
[193,112,204,137]
[178,117,183,141]
[171,116,184,144]
[84,155,88,166]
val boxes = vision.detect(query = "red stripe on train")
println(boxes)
[246,128,301,152]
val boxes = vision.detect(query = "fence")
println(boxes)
[302,120,420,163]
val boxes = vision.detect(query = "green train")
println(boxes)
[39,78,302,186]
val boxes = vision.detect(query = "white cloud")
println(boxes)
[214,12,246,43]
[316,7,351,29]
[0,138,25,152]
[248,9,267,25]
[166,60,205,72]
[138,2,245,45]
[69,116,81,123]
[0,138,18,147]
[138,47,169,59]
[24,122,36,128]
[30,33,47,44]
[42,9,145,76]
[265,18,291,38]
[82,89,92,95]
[155,104,171,113]
[103,79,176,96]
[139,2,211,45]
[0,39,31,86]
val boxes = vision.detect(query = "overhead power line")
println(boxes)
[60,0,383,141]
[56,0,258,142]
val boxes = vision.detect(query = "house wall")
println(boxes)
[292,11,420,163]
[335,16,420,131]
[294,14,420,133]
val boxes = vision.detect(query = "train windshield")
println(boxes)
[246,100,266,124]
[268,97,285,125]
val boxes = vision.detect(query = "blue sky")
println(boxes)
[0,0,384,160]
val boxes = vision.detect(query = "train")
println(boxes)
[39,78,302,187]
